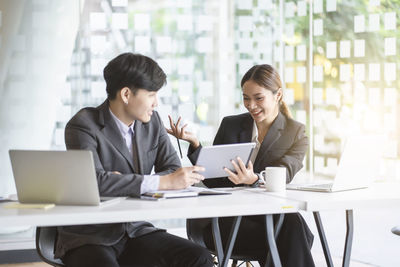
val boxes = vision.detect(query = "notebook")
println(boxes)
[9,150,124,206]
[286,135,383,192]
[141,186,231,200]
[195,142,256,178]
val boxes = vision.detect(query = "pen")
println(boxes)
[176,137,183,158]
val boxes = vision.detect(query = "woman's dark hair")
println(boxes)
[103,53,167,100]
[241,64,292,118]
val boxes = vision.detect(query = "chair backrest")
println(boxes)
[35,227,65,267]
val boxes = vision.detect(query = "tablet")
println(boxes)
[195,143,256,178]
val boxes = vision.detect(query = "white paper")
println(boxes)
[197,81,213,98]
[90,35,107,54]
[369,13,380,32]
[296,44,306,61]
[354,39,365,57]
[177,58,194,75]
[134,36,151,53]
[90,12,106,30]
[384,63,396,82]
[238,38,253,53]
[285,45,294,62]
[313,65,323,82]
[297,1,307,17]
[134,14,150,31]
[354,64,365,81]
[384,113,396,132]
[326,41,337,59]
[354,15,365,33]
[237,0,253,10]
[313,88,324,105]
[384,37,396,56]
[285,67,294,83]
[368,88,381,106]
[384,88,397,106]
[314,0,323,14]
[384,12,396,30]
[258,0,274,10]
[296,66,306,83]
[238,16,253,31]
[354,83,366,103]
[177,15,193,31]
[326,0,337,12]
[178,81,194,102]
[340,64,350,82]
[285,2,295,18]
[326,87,340,107]
[196,37,213,53]
[112,13,128,29]
[156,37,172,53]
[284,88,295,105]
[112,0,128,6]
[313,19,323,36]
[369,63,380,81]
[369,0,380,7]
[340,40,351,58]
[197,15,213,31]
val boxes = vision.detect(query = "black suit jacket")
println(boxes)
[55,100,181,258]
[189,112,308,188]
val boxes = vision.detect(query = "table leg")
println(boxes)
[313,211,334,267]
[264,214,282,267]
[265,214,285,267]
[342,210,353,267]
[211,216,242,267]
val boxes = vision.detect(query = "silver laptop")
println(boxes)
[9,150,123,206]
[196,142,256,178]
[287,135,383,192]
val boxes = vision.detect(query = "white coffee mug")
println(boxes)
[260,167,286,192]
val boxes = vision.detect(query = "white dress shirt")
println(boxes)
[109,109,159,194]
[249,121,261,164]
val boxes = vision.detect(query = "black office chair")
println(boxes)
[35,227,156,267]
[36,227,65,267]
[392,225,400,236]
[186,215,284,267]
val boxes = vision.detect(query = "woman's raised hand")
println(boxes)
[166,115,200,148]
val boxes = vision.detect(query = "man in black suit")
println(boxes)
[56,53,213,267]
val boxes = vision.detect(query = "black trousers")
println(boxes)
[62,231,213,267]
[203,213,315,267]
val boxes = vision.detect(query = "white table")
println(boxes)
[274,182,400,267]
[0,188,302,267]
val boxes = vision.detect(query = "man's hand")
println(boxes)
[166,115,200,149]
[224,157,258,185]
[159,166,205,190]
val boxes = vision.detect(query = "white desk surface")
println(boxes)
[275,182,400,211]
[0,188,301,228]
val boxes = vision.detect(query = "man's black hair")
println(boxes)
[103,53,167,100]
